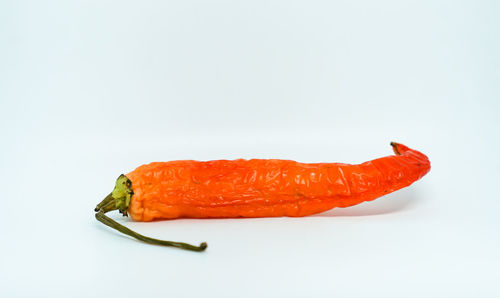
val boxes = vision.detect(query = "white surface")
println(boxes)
[1,0,499,297]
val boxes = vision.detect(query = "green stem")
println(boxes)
[94,192,113,212]
[95,210,207,251]
[94,174,208,252]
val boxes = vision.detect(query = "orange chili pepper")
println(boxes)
[95,142,430,251]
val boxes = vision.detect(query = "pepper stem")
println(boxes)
[94,175,207,252]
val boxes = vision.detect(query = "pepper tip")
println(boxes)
[390,142,401,155]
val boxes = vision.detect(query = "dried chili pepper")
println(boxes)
[95,142,430,251]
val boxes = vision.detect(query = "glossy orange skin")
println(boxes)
[126,143,430,221]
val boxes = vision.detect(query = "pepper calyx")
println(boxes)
[94,174,133,215]
[112,174,133,216]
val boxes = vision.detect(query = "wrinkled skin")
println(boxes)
[126,143,430,221]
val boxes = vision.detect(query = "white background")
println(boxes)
[1,0,499,297]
